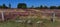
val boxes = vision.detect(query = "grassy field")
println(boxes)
[0,19,60,27]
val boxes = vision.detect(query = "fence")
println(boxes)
[0,10,60,27]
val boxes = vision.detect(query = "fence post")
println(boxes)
[1,11,4,21]
[51,13,55,22]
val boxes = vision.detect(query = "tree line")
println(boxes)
[0,4,11,9]
[0,3,60,9]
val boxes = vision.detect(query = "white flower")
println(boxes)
[36,21,43,24]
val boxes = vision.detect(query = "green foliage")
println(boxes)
[43,6,48,9]
[57,6,60,9]
[30,5,34,8]
[1,3,60,9]
[40,5,43,9]
[50,6,57,9]
[9,3,11,8]
[0,4,8,9]
[17,3,27,8]
[0,5,2,8]
[16,16,20,20]
[2,4,8,8]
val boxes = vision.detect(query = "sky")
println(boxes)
[0,0,60,8]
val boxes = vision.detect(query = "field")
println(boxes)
[0,19,60,27]
[0,9,60,27]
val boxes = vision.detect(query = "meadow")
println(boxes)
[0,9,60,27]
[0,18,60,27]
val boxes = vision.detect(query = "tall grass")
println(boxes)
[0,18,60,27]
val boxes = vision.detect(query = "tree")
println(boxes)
[9,3,11,8]
[34,7,40,9]
[17,3,27,8]
[0,5,2,8]
[39,5,43,9]
[57,6,60,9]
[43,6,48,9]
[29,5,35,8]
[50,6,57,9]
[2,4,8,9]
[31,5,34,8]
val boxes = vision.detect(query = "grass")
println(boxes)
[0,19,60,27]
[0,22,19,27]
